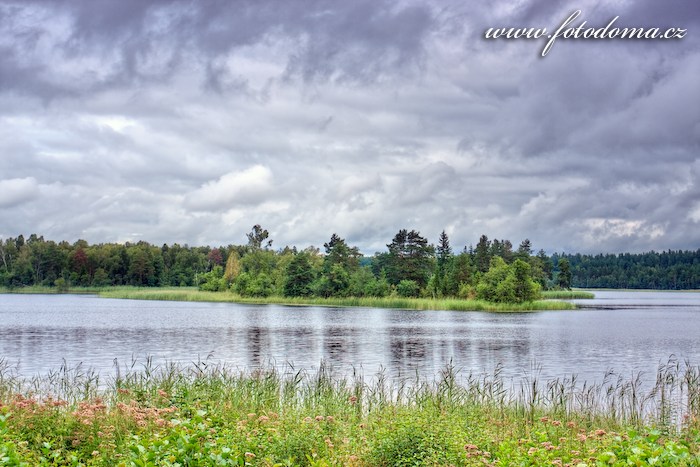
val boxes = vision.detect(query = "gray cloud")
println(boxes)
[0,0,697,254]
[0,177,38,208]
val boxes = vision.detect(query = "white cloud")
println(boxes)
[185,165,275,212]
[0,177,38,208]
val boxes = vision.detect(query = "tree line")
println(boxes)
[556,250,700,290]
[1,228,698,301]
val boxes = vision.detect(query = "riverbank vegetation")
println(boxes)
[0,360,698,465]
[97,287,576,311]
[541,290,596,299]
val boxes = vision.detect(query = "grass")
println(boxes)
[541,290,596,299]
[0,285,141,295]
[96,287,578,312]
[1,286,580,311]
[0,358,698,465]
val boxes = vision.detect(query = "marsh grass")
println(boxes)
[0,285,141,295]
[1,358,698,465]
[541,290,596,299]
[97,287,577,311]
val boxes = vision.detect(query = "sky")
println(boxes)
[0,0,698,255]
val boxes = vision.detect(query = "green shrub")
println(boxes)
[396,279,420,298]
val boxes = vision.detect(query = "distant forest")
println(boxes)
[1,228,698,296]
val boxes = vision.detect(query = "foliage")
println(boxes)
[96,287,576,312]
[223,250,241,286]
[396,279,420,298]
[3,229,698,304]
[246,224,272,250]
[557,258,572,290]
[1,361,699,466]
[557,249,700,289]
[476,257,541,303]
[283,252,315,297]
[197,266,226,292]
[385,229,435,288]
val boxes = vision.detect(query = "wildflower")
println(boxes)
[577,434,587,442]
[528,447,537,455]
[594,429,606,437]
[245,452,255,459]
[157,389,169,398]
[465,444,478,451]
[303,416,313,423]
[325,438,334,448]
[92,450,100,456]
[326,416,334,423]
[348,395,358,404]
[540,417,549,423]
[551,420,561,426]
[257,415,270,423]
[566,421,576,428]
[315,415,325,421]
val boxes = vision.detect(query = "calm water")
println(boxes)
[0,291,699,385]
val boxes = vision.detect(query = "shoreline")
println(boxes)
[1,361,698,465]
[97,287,579,312]
[0,286,585,311]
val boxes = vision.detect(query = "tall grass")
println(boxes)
[0,359,700,466]
[0,285,142,295]
[98,287,577,311]
[1,359,698,465]
[541,290,596,299]
[1,285,582,310]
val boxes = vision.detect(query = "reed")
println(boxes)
[541,290,596,299]
[98,287,577,311]
[1,358,698,465]
[0,285,140,294]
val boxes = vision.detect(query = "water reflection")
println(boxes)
[0,293,699,387]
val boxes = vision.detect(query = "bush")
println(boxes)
[198,266,226,292]
[368,413,464,466]
[233,271,275,297]
[396,279,420,298]
[476,257,540,303]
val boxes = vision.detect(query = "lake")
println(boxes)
[1,291,699,387]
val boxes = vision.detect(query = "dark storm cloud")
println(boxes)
[0,0,434,100]
[0,0,697,254]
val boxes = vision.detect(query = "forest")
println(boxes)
[0,227,698,303]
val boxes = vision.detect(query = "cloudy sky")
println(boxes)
[1,0,698,254]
